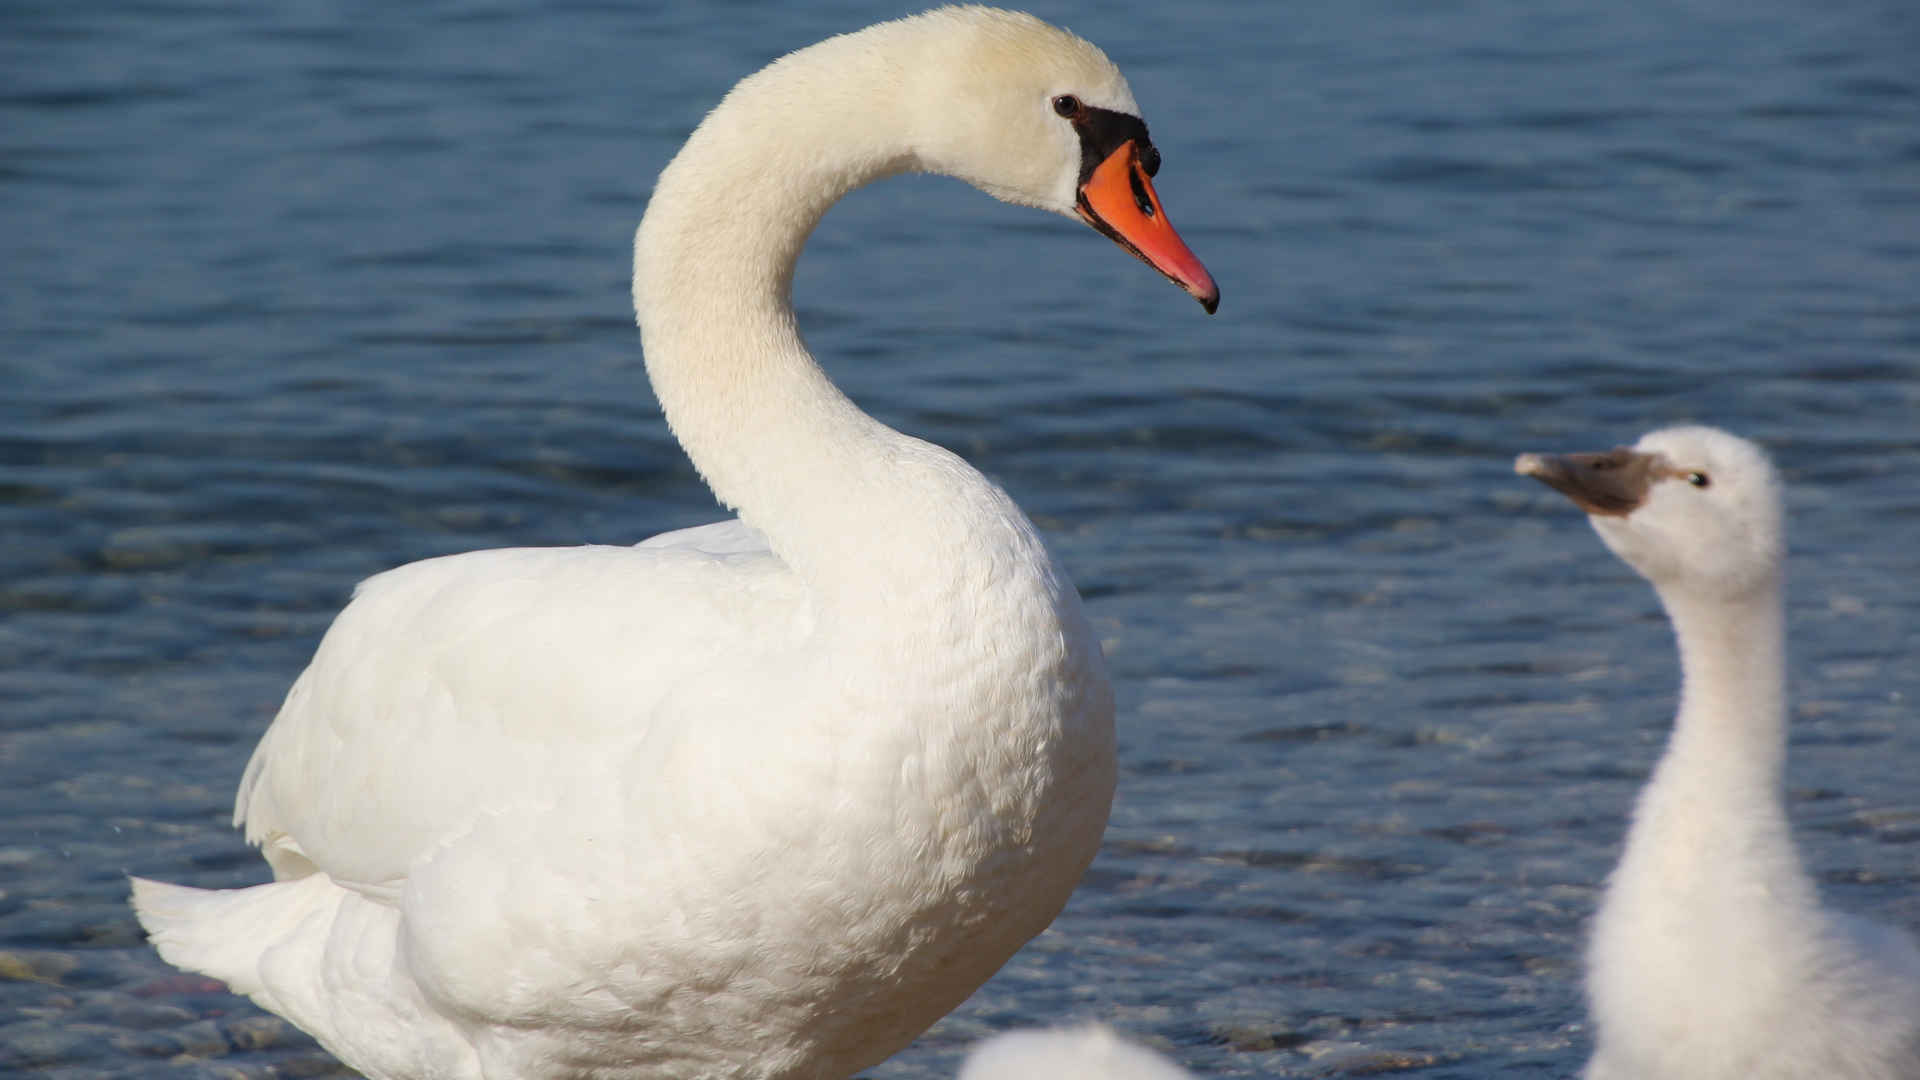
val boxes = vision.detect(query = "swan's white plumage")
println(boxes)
[116,7,1223,1077]
[1521,425,1920,1080]
[956,1025,1194,1080]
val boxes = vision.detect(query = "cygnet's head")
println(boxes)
[957,1024,1194,1080]
[1516,425,1785,598]
[865,7,1217,310]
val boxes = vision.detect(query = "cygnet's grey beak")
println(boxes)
[1515,447,1657,517]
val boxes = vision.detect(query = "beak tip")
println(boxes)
[1196,288,1220,315]
[1514,453,1545,477]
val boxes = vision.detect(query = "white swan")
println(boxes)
[129,8,1218,1078]
[1517,425,1920,1080]
[957,1024,1195,1080]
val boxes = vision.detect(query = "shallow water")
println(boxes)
[4,1,1918,1076]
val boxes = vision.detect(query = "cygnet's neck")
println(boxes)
[1610,573,1812,918]
[1652,577,1788,789]
[631,20,974,587]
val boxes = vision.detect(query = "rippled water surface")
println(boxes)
[5,1,1918,1076]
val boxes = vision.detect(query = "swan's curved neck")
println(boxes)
[632,23,948,582]
[1653,577,1789,789]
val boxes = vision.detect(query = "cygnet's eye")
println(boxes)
[1686,472,1711,488]
[1051,94,1081,118]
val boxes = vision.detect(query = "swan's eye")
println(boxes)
[1052,94,1081,118]
[1687,472,1710,488]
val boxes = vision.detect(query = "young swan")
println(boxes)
[1517,425,1920,1080]
[957,1025,1195,1080]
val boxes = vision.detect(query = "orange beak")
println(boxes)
[1075,140,1219,314]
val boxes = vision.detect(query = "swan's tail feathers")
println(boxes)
[130,872,380,1030]
[130,875,328,1007]
[130,874,465,1076]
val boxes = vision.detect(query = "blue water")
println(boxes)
[4,1,1918,1075]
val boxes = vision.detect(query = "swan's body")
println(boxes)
[957,1025,1194,1080]
[131,9,1217,1079]
[1518,426,1920,1080]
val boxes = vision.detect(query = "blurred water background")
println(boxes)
[4,0,1918,1076]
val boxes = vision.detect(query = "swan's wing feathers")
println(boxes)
[235,542,806,892]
